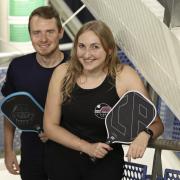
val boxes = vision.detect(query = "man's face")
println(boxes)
[29,16,63,56]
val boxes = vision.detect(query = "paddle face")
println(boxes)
[105,91,157,144]
[1,92,43,133]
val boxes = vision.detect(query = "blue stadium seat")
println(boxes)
[122,161,148,180]
[156,168,180,180]
[164,168,180,180]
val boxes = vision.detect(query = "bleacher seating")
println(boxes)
[156,168,180,180]
[163,168,180,180]
[122,161,148,180]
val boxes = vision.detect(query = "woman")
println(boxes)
[44,20,164,180]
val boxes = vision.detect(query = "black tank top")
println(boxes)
[61,75,120,144]
[46,75,124,166]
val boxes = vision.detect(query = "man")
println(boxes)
[1,6,68,180]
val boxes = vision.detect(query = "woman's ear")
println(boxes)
[108,49,112,56]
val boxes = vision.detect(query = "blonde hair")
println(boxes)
[62,20,121,102]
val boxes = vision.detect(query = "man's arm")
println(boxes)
[4,117,20,174]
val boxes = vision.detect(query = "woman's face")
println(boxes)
[77,30,107,73]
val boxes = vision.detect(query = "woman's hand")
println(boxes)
[126,131,150,162]
[82,142,113,159]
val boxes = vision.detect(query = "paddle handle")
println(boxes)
[36,126,43,134]
[90,156,97,162]
[90,139,112,163]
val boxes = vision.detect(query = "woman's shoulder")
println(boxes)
[116,64,141,87]
[52,62,69,81]
[116,64,147,94]
[117,64,136,77]
[54,62,69,74]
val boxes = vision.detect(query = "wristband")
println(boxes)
[143,128,153,138]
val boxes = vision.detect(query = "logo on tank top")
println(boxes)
[94,103,111,119]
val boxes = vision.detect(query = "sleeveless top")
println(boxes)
[61,75,122,149]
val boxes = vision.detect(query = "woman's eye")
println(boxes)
[78,44,85,48]
[94,45,99,49]
[91,45,99,49]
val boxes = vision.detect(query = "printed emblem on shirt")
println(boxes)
[94,103,111,119]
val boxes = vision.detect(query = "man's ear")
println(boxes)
[59,28,64,39]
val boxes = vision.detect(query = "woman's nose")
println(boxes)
[83,48,91,58]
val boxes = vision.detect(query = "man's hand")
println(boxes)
[38,132,48,143]
[4,150,20,175]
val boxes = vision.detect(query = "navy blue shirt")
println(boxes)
[1,52,68,161]
[2,52,68,107]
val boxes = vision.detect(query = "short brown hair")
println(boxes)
[28,6,62,32]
